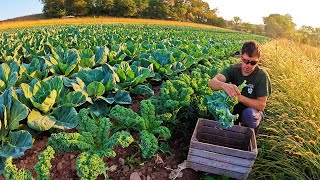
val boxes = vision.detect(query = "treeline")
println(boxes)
[228,14,320,47]
[40,0,227,27]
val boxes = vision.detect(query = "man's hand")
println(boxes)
[221,83,240,98]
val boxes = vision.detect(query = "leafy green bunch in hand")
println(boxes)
[203,80,247,128]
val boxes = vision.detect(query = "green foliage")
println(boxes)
[19,58,47,84]
[47,108,133,179]
[44,48,80,77]
[204,80,247,128]
[34,146,55,180]
[41,0,224,27]
[140,130,158,159]
[21,76,63,114]
[263,14,296,39]
[0,88,29,142]
[0,61,19,93]
[3,157,34,180]
[76,152,108,180]
[109,99,171,158]
[47,132,93,153]
[152,77,194,125]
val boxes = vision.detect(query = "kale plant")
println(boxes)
[47,108,133,179]
[203,80,247,128]
[109,99,171,159]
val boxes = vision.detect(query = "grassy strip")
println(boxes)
[250,39,320,180]
[0,17,225,30]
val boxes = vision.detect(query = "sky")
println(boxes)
[0,0,319,28]
[204,0,320,28]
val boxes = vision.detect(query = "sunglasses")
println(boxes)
[241,56,258,65]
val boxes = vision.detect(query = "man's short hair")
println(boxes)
[241,40,260,58]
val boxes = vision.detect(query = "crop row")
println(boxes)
[0,24,268,179]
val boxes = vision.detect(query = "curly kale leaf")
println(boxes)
[3,157,34,180]
[140,99,155,122]
[140,130,158,159]
[110,100,171,159]
[47,132,94,152]
[76,152,108,180]
[34,146,55,180]
[151,126,171,140]
[109,105,143,130]
[155,79,194,118]
[105,130,134,148]
[78,108,98,135]
[204,80,247,128]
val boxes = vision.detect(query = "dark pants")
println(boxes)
[240,108,264,134]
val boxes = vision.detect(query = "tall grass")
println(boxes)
[250,39,320,180]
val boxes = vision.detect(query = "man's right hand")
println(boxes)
[221,83,240,98]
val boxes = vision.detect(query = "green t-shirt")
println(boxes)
[221,64,272,115]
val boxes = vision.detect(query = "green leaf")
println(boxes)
[87,100,110,117]
[159,142,172,155]
[80,49,95,68]
[113,90,132,104]
[8,99,29,131]
[0,130,32,158]
[130,85,154,96]
[87,82,105,96]
[95,46,109,65]
[32,90,57,114]
[62,91,86,107]
[52,106,79,130]
[27,109,56,131]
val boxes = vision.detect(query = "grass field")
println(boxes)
[250,39,320,179]
[0,17,225,30]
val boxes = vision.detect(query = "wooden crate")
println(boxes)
[187,118,258,180]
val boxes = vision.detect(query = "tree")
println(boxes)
[263,14,296,39]
[134,0,149,17]
[169,0,188,21]
[242,22,254,33]
[207,17,227,27]
[143,0,170,19]
[114,0,137,17]
[72,0,90,16]
[297,26,320,47]
[86,0,113,15]
[232,16,242,25]
[42,0,67,17]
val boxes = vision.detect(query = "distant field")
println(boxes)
[0,16,226,31]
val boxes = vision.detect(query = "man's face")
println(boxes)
[241,53,259,75]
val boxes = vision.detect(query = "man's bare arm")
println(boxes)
[208,74,240,98]
[238,95,267,111]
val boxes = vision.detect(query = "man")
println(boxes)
[208,40,271,133]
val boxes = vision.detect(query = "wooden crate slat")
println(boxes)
[199,132,246,149]
[242,128,254,150]
[190,139,257,160]
[198,118,248,133]
[187,118,258,178]
[250,132,258,153]
[187,162,248,180]
[188,155,251,174]
[200,138,242,150]
[200,126,247,140]
[188,148,254,167]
